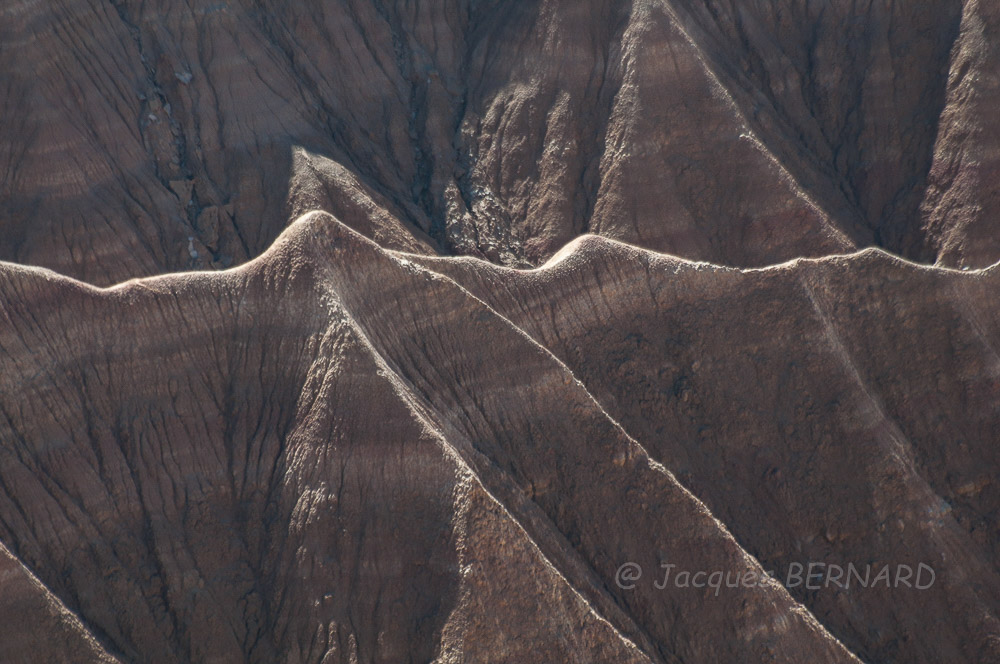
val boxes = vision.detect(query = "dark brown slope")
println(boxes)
[4,0,1000,285]
[0,211,998,661]
[665,0,965,260]
[2,1,1000,661]
[0,541,121,663]
[921,0,1000,269]
[413,237,1000,663]
[0,213,861,663]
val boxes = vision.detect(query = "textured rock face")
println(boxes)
[4,0,1000,283]
[2,1,1000,663]
[921,0,1000,268]
[0,215,998,662]
[416,239,1000,663]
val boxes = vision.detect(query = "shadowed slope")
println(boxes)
[0,213,866,662]
[5,0,1000,283]
[0,541,121,663]
[3,2,1000,662]
[412,237,1000,663]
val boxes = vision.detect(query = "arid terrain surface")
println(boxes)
[1,0,1000,662]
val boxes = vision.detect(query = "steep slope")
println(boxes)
[0,214,863,662]
[3,1,1000,662]
[4,0,1000,285]
[0,212,997,661]
[413,237,1000,663]
[665,0,965,259]
[0,541,121,663]
[920,0,1000,268]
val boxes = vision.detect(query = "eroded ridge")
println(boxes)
[0,212,997,662]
